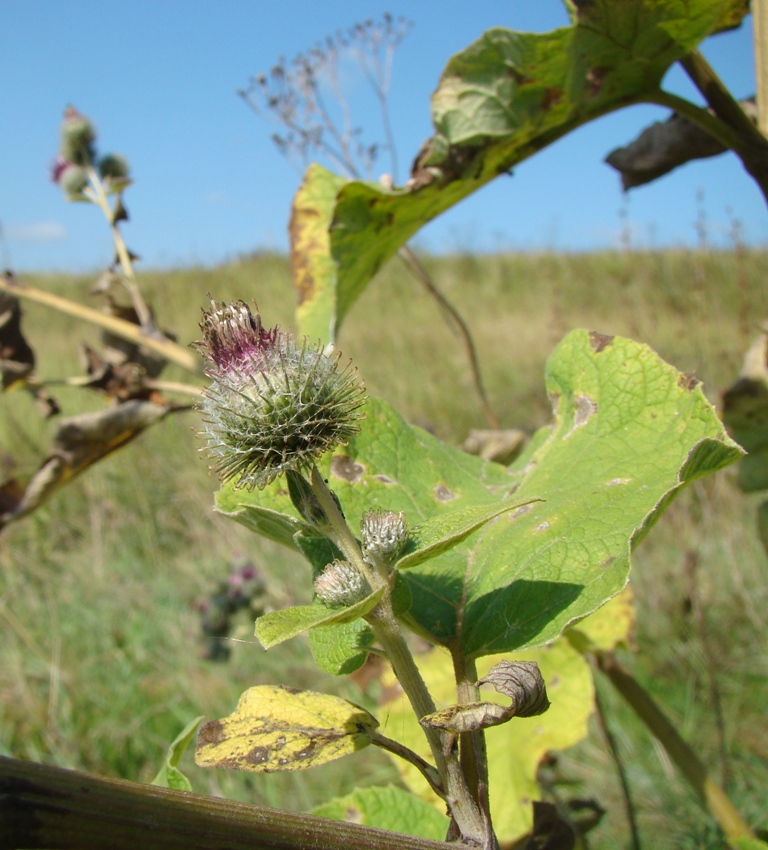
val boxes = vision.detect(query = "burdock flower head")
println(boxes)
[194,299,366,490]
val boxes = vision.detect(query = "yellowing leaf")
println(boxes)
[379,640,593,845]
[565,584,636,653]
[195,685,378,773]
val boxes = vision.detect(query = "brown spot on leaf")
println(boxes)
[572,395,597,431]
[586,66,612,97]
[589,331,614,352]
[198,720,226,745]
[434,483,457,502]
[678,373,699,391]
[373,473,396,485]
[541,87,563,109]
[245,746,271,766]
[344,806,364,824]
[600,556,616,570]
[330,455,365,483]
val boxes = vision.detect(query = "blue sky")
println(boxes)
[0,1,762,273]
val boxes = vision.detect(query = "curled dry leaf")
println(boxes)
[477,660,550,718]
[421,660,550,734]
[0,277,60,417]
[0,399,182,531]
[605,98,756,190]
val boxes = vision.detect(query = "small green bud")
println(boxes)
[361,509,408,567]
[194,299,366,490]
[314,560,371,607]
[59,164,89,196]
[60,106,96,166]
[98,153,130,181]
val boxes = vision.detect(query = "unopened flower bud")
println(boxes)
[98,153,130,181]
[60,106,96,166]
[194,299,366,490]
[314,560,371,607]
[361,509,408,567]
[59,165,89,196]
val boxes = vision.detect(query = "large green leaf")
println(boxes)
[292,0,748,342]
[217,331,741,658]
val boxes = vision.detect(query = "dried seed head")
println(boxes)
[361,509,408,567]
[194,299,366,490]
[314,560,371,607]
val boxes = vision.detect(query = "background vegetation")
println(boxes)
[1,247,766,848]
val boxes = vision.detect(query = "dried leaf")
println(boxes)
[0,399,179,531]
[0,286,35,389]
[605,98,756,190]
[477,660,550,718]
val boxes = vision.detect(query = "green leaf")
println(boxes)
[152,715,203,791]
[309,619,376,675]
[313,784,449,841]
[291,0,748,343]
[218,331,740,658]
[195,685,378,773]
[215,485,310,550]
[255,587,386,649]
[397,497,542,570]
[379,639,594,844]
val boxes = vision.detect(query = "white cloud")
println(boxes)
[5,221,68,242]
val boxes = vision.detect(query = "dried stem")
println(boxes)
[595,651,757,845]
[398,247,499,429]
[0,274,201,374]
[592,677,641,850]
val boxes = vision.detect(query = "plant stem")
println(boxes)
[309,464,379,588]
[371,732,444,798]
[85,166,154,331]
[592,678,641,850]
[366,598,487,847]
[675,50,768,204]
[754,0,768,136]
[451,652,496,850]
[595,652,757,845]
[0,274,201,374]
[0,755,455,850]
[397,246,499,429]
[308,464,487,846]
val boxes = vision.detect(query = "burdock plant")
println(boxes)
[195,298,366,491]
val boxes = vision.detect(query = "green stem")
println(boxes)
[647,90,747,153]
[596,652,757,845]
[309,465,379,588]
[308,464,486,846]
[452,652,496,850]
[675,50,768,205]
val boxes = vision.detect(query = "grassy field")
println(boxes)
[1,249,767,847]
